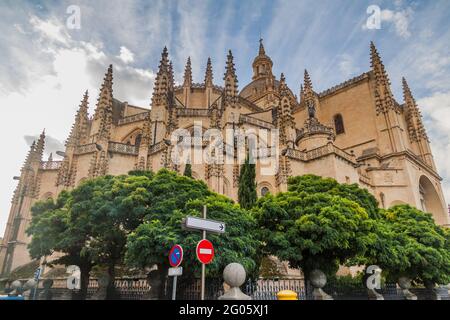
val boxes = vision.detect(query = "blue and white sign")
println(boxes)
[169,245,183,268]
[34,267,42,281]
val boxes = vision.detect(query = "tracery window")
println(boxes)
[334,114,345,135]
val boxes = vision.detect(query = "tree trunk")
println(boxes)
[78,263,92,300]
[106,262,117,300]
[157,264,168,300]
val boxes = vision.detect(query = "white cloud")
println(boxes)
[338,54,359,78]
[0,12,157,235]
[381,8,412,38]
[30,15,70,45]
[118,46,135,64]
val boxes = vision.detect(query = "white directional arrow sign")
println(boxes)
[184,216,226,234]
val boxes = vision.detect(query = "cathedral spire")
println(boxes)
[370,42,391,86]
[224,50,238,102]
[93,65,114,142]
[152,47,172,106]
[183,57,193,87]
[300,84,304,104]
[23,141,36,169]
[94,65,114,120]
[34,129,46,163]
[168,61,175,90]
[370,42,395,115]
[303,69,314,99]
[278,72,289,96]
[402,77,428,142]
[67,90,90,147]
[259,38,266,55]
[204,57,213,87]
[277,73,295,147]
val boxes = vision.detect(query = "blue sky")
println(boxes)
[1,0,450,234]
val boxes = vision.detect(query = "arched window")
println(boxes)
[261,187,270,197]
[135,134,142,148]
[334,114,345,135]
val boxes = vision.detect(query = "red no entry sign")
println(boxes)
[196,239,214,264]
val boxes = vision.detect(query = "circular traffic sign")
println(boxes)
[196,239,214,264]
[169,245,184,267]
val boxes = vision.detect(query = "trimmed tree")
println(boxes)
[125,172,261,298]
[27,191,95,300]
[253,191,375,278]
[238,156,257,210]
[361,204,450,286]
[27,173,154,299]
[288,175,380,219]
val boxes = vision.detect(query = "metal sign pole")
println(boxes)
[32,256,45,300]
[172,275,178,300]
[201,205,206,301]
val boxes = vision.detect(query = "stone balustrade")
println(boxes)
[239,114,275,129]
[40,161,63,170]
[177,108,209,117]
[285,144,355,164]
[75,143,97,155]
[118,112,149,126]
[108,142,138,155]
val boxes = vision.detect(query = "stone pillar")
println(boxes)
[309,269,333,300]
[218,263,251,300]
[424,281,445,300]
[398,277,417,300]
[367,288,384,300]
[91,275,109,300]
[39,279,54,300]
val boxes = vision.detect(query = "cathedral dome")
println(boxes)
[240,77,279,99]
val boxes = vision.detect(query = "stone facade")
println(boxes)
[1,41,448,276]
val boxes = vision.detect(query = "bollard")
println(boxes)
[277,290,298,300]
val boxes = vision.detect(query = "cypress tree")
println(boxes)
[238,155,257,209]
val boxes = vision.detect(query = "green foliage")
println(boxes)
[288,175,380,219]
[27,192,71,259]
[253,191,374,276]
[126,188,261,279]
[183,163,192,178]
[238,156,257,210]
[128,170,154,179]
[361,205,450,285]
[7,260,40,281]
[259,257,283,279]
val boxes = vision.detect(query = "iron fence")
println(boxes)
[3,276,449,300]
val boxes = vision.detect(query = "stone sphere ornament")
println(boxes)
[218,263,251,300]
[23,279,37,291]
[223,263,246,287]
[11,280,22,290]
[310,269,327,289]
